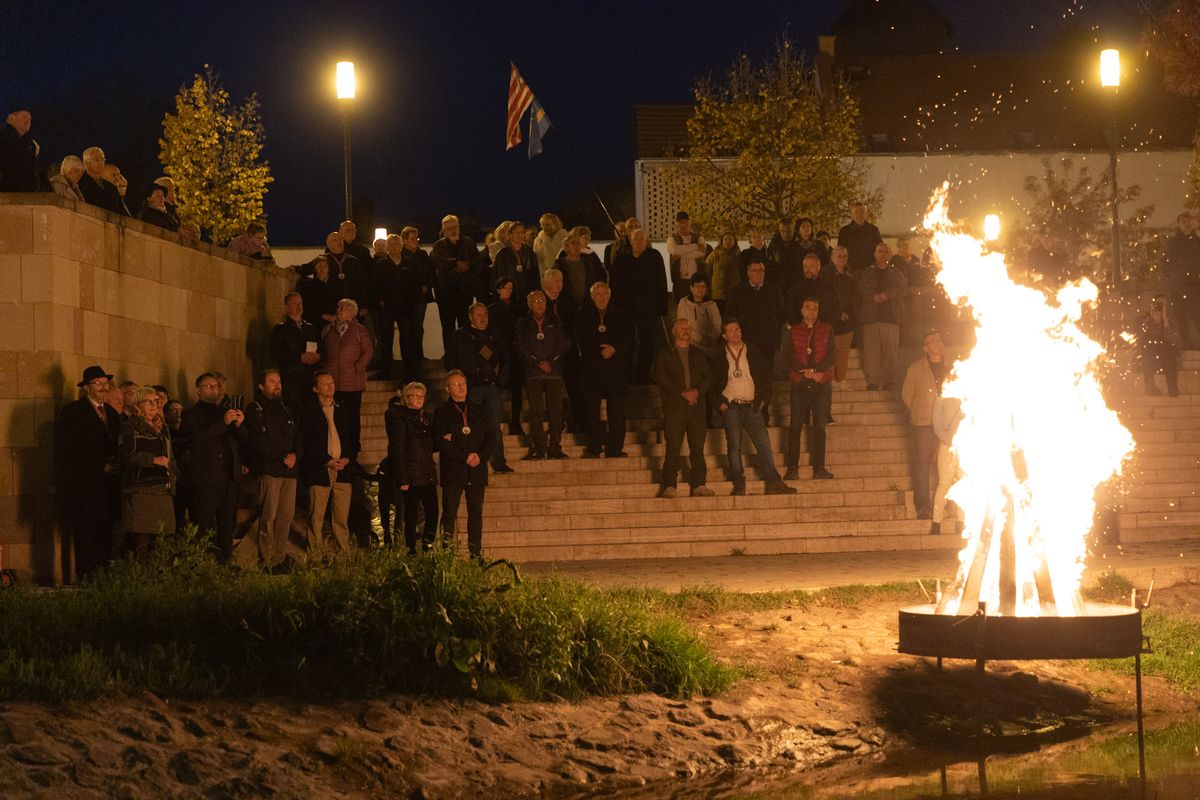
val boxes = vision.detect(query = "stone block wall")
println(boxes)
[0,195,293,583]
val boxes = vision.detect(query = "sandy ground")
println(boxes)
[0,587,1196,799]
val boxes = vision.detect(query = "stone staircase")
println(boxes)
[1110,351,1200,544]
[357,351,963,561]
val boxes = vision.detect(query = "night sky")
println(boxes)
[5,0,1146,245]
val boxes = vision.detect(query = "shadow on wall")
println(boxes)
[9,361,66,583]
[245,282,272,387]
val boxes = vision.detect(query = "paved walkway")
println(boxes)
[522,540,1200,593]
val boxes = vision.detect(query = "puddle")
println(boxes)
[750,719,1200,799]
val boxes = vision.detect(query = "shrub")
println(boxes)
[0,529,733,702]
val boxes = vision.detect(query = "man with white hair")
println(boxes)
[430,214,481,349]
[0,106,40,191]
[78,146,123,214]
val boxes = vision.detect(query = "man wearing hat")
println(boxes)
[55,365,122,581]
[667,211,705,303]
[0,105,41,192]
[901,330,950,521]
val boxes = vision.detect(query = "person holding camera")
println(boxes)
[1141,294,1182,397]
[180,371,248,563]
[117,387,179,558]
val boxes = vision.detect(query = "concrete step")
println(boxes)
[1115,525,1200,543]
[473,476,915,501]
[1118,496,1200,514]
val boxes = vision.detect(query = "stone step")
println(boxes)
[1118,496,1200,514]
[1117,481,1200,499]
[485,490,906,518]
[473,475,915,501]
[1116,510,1200,528]
[1115,525,1200,543]
[427,461,914,487]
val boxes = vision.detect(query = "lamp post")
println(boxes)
[1100,48,1121,285]
[336,61,356,221]
[983,213,1001,243]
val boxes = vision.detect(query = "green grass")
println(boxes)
[0,528,733,703]
[605,581,928,617]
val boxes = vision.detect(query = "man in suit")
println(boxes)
[576,282,633,458]
[181,371,249,562]
[55,365,121,581]
[433,370,496,558]
[77,147,125,215]
[653,318,714,498]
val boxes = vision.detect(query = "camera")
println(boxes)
[225,393,245,412]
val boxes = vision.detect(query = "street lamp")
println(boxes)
[983,214,1001,242]
[1099,49,1121,284]
[336,61,356,221]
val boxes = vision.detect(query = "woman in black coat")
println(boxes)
[487,276,524,435]
[117,387,179,557]
[384,381,439,553]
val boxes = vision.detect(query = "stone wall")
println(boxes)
[0,195,293,583]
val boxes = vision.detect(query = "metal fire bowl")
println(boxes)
[898,602,1142,661]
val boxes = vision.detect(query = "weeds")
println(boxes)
[0,528,733,703]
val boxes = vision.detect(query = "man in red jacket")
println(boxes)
[785,298,836,480]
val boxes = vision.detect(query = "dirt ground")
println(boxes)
[1,587,1196,799]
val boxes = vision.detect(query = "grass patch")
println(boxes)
[604,581,928,618]
[1092,608,1200,692]
[0,528,733,703]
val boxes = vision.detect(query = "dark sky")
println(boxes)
[5,0,1147,245]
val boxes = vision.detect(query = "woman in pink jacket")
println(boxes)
[321,298,374,450]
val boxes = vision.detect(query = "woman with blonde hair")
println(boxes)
[384,381,439,552]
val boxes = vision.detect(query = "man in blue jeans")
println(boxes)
[710,319,797,496]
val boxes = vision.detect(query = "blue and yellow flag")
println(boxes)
[528,98,552,159]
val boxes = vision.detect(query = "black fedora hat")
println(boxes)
[77,365,113,387]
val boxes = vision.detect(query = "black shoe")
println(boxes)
[510,424,525,437]
[765,481,798,495]
[812,468,834,480]
[866,383,879,391]
[521,451,546,461]
[606,450,628,458]
[826,415,836,425]
[916,509,932,520]
[582,450,602,459]
[929,521,941,535]
[731,484,746,496]
[547,450,568,460]
[493,464,515,473]
[784,467,800,481]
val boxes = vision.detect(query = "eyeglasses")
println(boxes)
[198,383,220,390]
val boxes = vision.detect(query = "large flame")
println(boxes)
[925,185,1135,617]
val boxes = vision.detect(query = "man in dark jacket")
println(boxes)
[738,228,778,286]
[516,291,571,459]
[786,253,842,326]
[78,147,124,214]
[430,214,482,348]
[826,246,860,386]
[324,231,369,322]
[299,372,358,556]
[653,318,714,498]
[576,282,632,458]
[710,320,796,496]
[444,302,512,473]
[374,235,419,380]
[610,229,669,384]
[270,291,321,410]
[433,370,496,558]
[55,365,121,581]
[245,369,301,568]
[0,107,39,192]
[400,225,437,367]
[837,201,883,272]
[768,218,805,295]
[857,242,908,390]
[181,371,249,562]
[1164,212,1200,348]
[725,258,785,365]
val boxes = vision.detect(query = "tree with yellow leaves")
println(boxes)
[665,38,878,236]
[159,66,273,245]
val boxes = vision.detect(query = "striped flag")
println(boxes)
[506,63,534,149]
[527,98,552,159]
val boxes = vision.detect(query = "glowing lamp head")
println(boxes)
[1100,49,1120,88]
[336,61,357,100]
[983,214,1001,242]
[374,227,388,242]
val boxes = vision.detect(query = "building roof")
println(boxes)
[634,51,1199,159]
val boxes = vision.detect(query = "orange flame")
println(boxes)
[925,184,1134,617]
